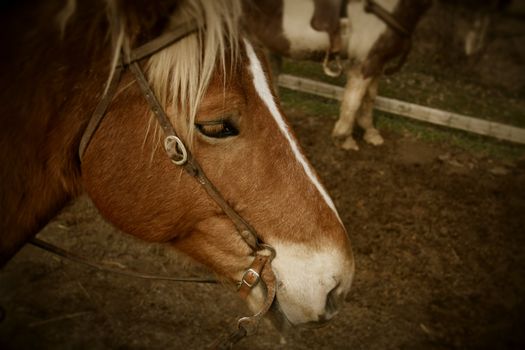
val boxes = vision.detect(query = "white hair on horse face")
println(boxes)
[243,39,342,223]
[270,242,354,324]
[244,242,354,325]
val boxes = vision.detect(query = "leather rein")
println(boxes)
[30,20,277,349]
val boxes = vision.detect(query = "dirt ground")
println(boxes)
[1,104,524,349]
[2,2,525,349]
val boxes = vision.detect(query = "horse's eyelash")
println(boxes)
[196,120,239,138]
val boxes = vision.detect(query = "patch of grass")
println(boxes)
[280,88,339,117]
[381,70,525,129]
[376,112,525,159]
[280,88,525,160]
[280,58,525,129]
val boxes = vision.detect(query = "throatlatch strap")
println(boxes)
[79,66,123,161]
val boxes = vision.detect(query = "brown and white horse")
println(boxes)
[0,0,354,336]
[243,0,431,150]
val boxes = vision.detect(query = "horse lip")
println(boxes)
[267,298,333,331]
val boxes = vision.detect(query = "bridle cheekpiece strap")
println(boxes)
[79,20,200,161]
[128,59,263,252]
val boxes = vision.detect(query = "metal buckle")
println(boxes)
[241,268,260,289]
[164,135,188,165]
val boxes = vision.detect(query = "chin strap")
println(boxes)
[210,248,277,350]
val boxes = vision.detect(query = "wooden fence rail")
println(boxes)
[278,74,525,145]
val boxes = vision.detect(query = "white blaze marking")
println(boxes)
[244,39,341,221]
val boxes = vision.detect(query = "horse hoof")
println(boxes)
[364,130,384,146]
[341,138,359,151]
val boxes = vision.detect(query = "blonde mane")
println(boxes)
[103,0,242,147]
[56,0,241,149]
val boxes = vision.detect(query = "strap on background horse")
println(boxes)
[311,0,348,77]
[311,0,347,54]
[364,0,412,75]
[364,0,409,38]
[312,0,413,77]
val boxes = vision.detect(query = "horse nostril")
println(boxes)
[325,282,341,317]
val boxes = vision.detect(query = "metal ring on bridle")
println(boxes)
[164,135,188,165]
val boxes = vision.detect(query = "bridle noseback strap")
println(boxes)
[74,21,277,348]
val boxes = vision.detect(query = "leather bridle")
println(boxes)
[33,20,278,349]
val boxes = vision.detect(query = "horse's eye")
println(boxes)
[195,120,239,139]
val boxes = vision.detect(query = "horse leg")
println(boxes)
[357,77,384,146]
[464,13,490,57]
[332,66,372,151]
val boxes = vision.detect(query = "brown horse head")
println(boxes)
[0,0,354,329]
